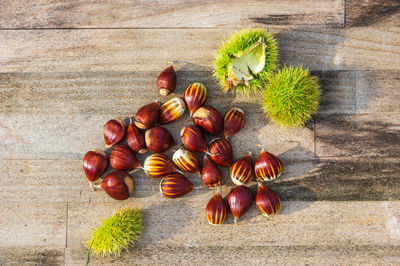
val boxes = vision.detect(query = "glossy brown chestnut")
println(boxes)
[172,148,201,175]
[101,170,134,200]
[145,126,175,153]
[201,155,222,188]
[127,122,147,154]
[224,107,245,138]
[208,138,233,167]
[183,83,207,116]
[227,185,253,223]
[180,125,207,153]
[143,153,176,178]
[192,106,223,135]
[109,145,141,170]
[83,150,108,182]
[104,118,126,149]
[206,191,228,225]
[134,101,159,130]
[159,97,186,124]
[255,184,281,216]
[230,154,254,186]
[157,65,177,96]
[254,149,283,182]
[160,173,194,198]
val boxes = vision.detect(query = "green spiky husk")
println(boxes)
[262,65,320,127]
[87,208,143,257]
[213,28,278,96]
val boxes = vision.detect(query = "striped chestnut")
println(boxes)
[109,145,141,170]
[157,65,177,96]
[206,190,228,225]
[134,101,159,130]
[183,82,207,116]
[172,147,201,175]
[83,150,108,183]
[230,153,254,186]
[101,170,134,200]
[180,125,208,153]
[104,118,126,149]
[254,148,283,182]
[201,155,222,188]
[127,122,147,154]
[224,107,245,138]
[143,153,177,179]
[192,106,223,135]
[145,126,175,153]
[159,97,186,124]
[255,184,281,217]
[160,173,194,199]
[227,185,253,224]
[208,138,233,167]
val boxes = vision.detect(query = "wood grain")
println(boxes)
[345,0,400,27]
[0,0,344,29]
[356,71,400,113]
[1,158,400,203]
[0,27,399,74]
[0,70,314,160]
[0,203,66,247]
[315,70,356,114]
[64,200,400,264]
[316,113,400,157]
[65,245,400,265]
[0,247,64,266]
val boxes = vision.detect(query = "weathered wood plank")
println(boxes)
[66,246,400,265]
[0,203,66,247]
[315,113,400,157]
[0,27,399,74]
[0,0,344,29]
[65,201,400,264]
[65,245,400,265]
[356,71,400,113]
[0,71,314,160]
[0,247,64,266]
[1,158,400,203]
[314,70,356,114]
[346,0,400,27]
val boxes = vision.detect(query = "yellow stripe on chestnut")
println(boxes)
[254,148,283,182]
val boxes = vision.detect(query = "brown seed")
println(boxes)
[134,101,159,130]
[172,148,201,175]
[109,145,141,170]
[82,150,108,182]
[206,191,228,225]
[255,184,281,217]
[183,83,207,116]
[145,126,175,153]
[227,185,253,223]
[104,118,126,149]
[201,155,222,188]
[224,107,245,138]
[192,106,223,135]
[157,65,177,96]
[159,97,186,124]
[143,153,176,178]
[208,138,233,167]
[127,122,147,154]
[101,171,134,200]
[160,173,194,198]
[230,154,254,186]
[180,125,207,153]
[254,149,283,182]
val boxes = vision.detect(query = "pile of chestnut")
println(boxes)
[83,65,283,225]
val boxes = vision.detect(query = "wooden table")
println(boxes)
[1,1,399,265]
